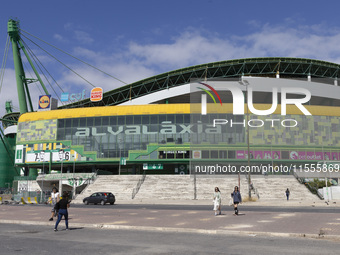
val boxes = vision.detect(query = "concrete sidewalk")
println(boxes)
[1,201,340,241]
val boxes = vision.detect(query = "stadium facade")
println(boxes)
[7,57,340,178]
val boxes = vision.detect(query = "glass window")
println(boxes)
[184,114,190,124]
[228,151,235,159]
[126,116,133,125]
[191,114,200,124]
[167,115,174,123]
[209,114,218,123]
[57,129,64,140]
[202,150,209,159]
[58,119,65,128]
[134,115,141,124]
[118,116,125,125]
[166,151,174,159]
[65,119,72,128]
[94,117,102,126]
[201,115,209,124]
[142,115,149,124]
[175,114,183,124]
[176,151,184,159]
[219,150,228,159]
[159,115,166,123]
[79,118,86,127]
[211,150,218,158]
[150,115,158,124]
[72,118,79,127]
[109,117,117,126]
[87,117,94,127]
[102,116,109,126]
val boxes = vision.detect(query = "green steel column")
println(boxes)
[19,40,49,95]
[8,19,28,114]
[0,135,19,188]
[29,168,38,177]
[5,101,13,113]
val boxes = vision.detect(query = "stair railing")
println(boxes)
[132,171,146,199]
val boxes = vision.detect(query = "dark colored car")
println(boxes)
[83,192,115,205]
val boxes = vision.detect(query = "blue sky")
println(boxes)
[1,0,340,115]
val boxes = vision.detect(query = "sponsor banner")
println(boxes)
[25,149,76,163]
[90,87,103,102]
[38,95,58,111]
[15,143,94,164]
[61,90,86,102]
[38,95,51,109]
[289,151,339,161]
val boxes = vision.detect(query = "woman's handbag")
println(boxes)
[54,201,60,211]
[228,198,233,206]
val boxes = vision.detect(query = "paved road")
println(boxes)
[72,203,340,213]
[1,203,340,239]
[1,223,340,255]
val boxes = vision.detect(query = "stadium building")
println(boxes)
[10,58,340,179]
[2,21,340,191]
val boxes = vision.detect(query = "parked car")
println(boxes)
[83,192,115,205]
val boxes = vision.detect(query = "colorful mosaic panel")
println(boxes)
[17,119,57,143]
[250,115,340,147]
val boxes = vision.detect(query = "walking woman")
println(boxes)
[231,186,242,215]
[213,187,222,216]
[48,187,60,221]
[285,188,290,200]
[54,191,70,231]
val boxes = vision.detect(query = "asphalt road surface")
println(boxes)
[72,203,340,214]
[1,223,340,255]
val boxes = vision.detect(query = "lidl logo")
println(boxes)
[38,95,51,109]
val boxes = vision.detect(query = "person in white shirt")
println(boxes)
[48,187,60,221]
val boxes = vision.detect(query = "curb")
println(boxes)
[1,219,340,241]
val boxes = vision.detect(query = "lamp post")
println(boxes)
[239,78,252,199]
[118,137,122,175]
[59,150,64,196]
[73,151,76,199]
[41,160,44,203]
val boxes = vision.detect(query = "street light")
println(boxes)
[41,158,45,203]
[59,150,64,195]
[118,137,122,175]
[73,151,76,199]
[238,78,252,199]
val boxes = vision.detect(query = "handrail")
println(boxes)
[292,169,304,183]
[305,182,324,199]
[132,171,146,199]
[246,175,260,199]
[74,171,98,198]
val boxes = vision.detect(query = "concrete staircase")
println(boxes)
[133,175,194,200]
[73,174,319,203]
[251,175,317,200]
[75,175,142,202]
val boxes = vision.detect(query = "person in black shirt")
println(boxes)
[54,191,70,231]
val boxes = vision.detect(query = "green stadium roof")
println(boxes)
[59,57,340,109]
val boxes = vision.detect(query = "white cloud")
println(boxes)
[53,33,67,43]
[74,30,94,44]
[3,22,340,119]
[126,23,340,69]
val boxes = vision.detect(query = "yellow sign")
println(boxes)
[38,95,51,109]
[91,87,103,102]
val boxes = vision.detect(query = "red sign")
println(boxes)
[90,87,103,102]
